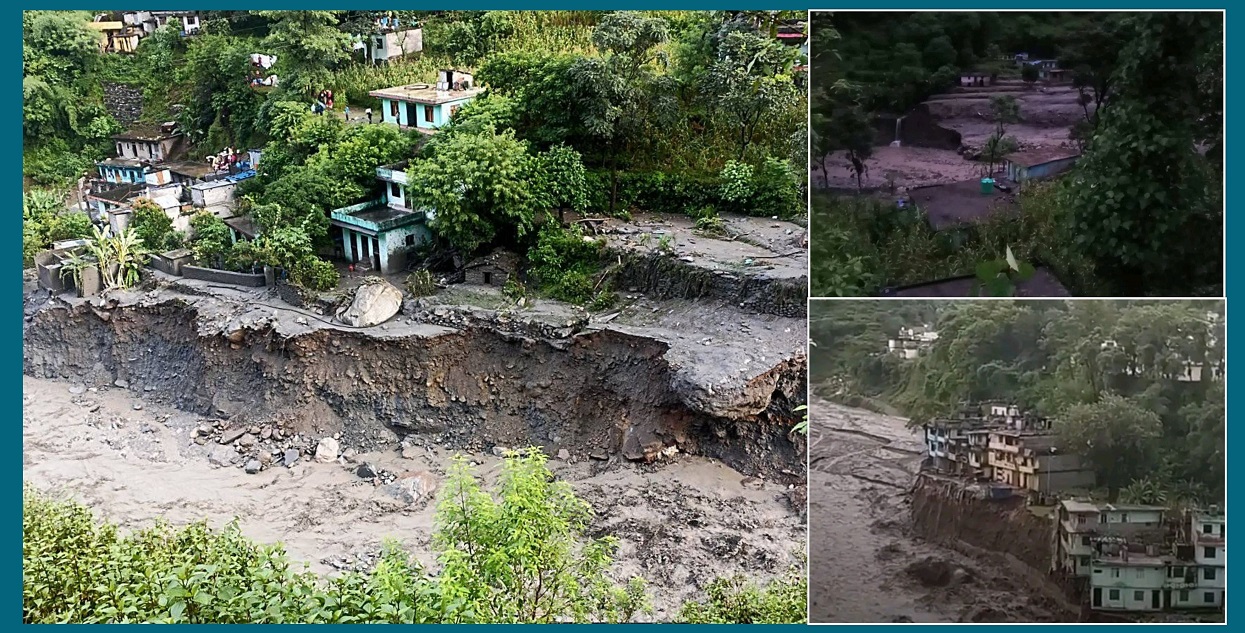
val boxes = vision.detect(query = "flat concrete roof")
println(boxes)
[224,215,257,238]
[160,161,215,180]
[1062,500,1101,514]
[369,84,484,105]
[114,124,180,142]
[88,183,145,204]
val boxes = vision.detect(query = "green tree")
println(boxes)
[433,451,649,622]
[678,568,807,624]
[408,126,540,253]
[130,198,176,251]
[1020,63,1039,84]
[1057,394,1163,499]
[1063,12,1221,295]
[188,212,234,269]
[534,144,589,222]
[570,11,670,213]
[705,31,802,160]
[257,11,351,97]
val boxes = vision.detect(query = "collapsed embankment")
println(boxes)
[910,475,1080,619]
[23,284,805,483]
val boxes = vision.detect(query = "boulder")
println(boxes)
[336,278,403,327]
[382,470,439,504]
[314,437,341,463]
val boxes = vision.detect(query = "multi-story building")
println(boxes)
[987,431,1095,494]
[888,325,938,359]
[1061,501,1226,613]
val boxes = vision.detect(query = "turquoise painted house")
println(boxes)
[329,161,434,274]
[368,69,483,133]
[1004,149,1080,186]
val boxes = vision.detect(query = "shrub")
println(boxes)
[24,450,652,624]
[526,223,604,305]
[188,212,233,270]
[677,566,808,624]
[130,198,176,252]
[405,269,437,298]
[44,212,94,244]
[291,258,339,292]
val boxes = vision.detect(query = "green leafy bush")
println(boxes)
[405,269,437,298]
[526,223,605,304]
[24,450,652,624]
[130,198,176,253]
[677,566,808,624]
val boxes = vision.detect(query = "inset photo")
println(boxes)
[808,299,1225,623]
[22,9,809,624]
[808,11,1223,297]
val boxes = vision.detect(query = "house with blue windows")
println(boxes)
[368,69,483,133]
[329,161,434,274]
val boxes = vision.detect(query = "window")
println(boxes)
[390,182,400,198]
[1082,536,1091,546]
[1080,556,1090,566]
[483,272,493,285]
[1180,590,1189,602]
[1205,592,1215,604]
[405,234,415,246]
[1204,547,1216,559]
[1203,524,1215,534]
[1169,566,1184,578]
[1111,569,1120,578]
[1204,568,1216,581]
[1121,513,1128,523]
[449,105,461,119]
[1108,589,1120,601]
[1133,591,1144,602]
[424,105,434,123]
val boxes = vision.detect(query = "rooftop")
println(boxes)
[113,123,181,142]
[1004,148,1081,168]
[1062,500,1101,514]
[97,157,146,169]
[369,83,485,106]
[223,215,257,239]
[908,179,1017,231]
[1093,551,1172,567]
[160,161,215,180]
[330,200,425,234]
[1101,504,1167,513]
[880,266,1072,298]
[87,182,145,204]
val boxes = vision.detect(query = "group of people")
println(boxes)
[207,147,247,173]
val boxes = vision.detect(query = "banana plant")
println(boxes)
[792,404,808,435]
[86,225,118,288]
[110,227,150,289]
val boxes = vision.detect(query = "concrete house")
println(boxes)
[113,123,183,163]
[369,70,484,133]
[987,431,1095,494]
[959,70,994,87]
[1090,544,1169,612]
[1003,149,1080,185]
[366,22,423,64]
[87,19,141,54]
[329,162,432,274]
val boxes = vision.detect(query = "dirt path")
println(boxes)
[22,375,805,621]
[808,399,1063,623]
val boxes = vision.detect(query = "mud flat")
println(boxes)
[23,375,804,620]
[808,399,1067,623]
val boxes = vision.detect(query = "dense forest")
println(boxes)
[23,10,806,302]
[809,11,1223,297]
[810,300,1226,504]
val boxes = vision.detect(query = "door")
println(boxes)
[1092,588,1102,608]
[372,238,381,271]
[1152,590,1160,610]
[349,232,359,263]
[406,103,418,126]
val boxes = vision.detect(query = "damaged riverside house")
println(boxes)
[921,401,1094,504]
[1058,502,1225,613]
[917,400,1226,617]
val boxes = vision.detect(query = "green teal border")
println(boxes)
[13,1,1232,627]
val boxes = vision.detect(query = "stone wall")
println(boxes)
[181,265,266,287]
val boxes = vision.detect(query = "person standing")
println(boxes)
[365,107,373,124]
[344,105,351,122]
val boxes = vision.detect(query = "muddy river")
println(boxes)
[22,375,805,620]
[808,398,1066,623]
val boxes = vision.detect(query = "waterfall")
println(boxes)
[890,116,904,147]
